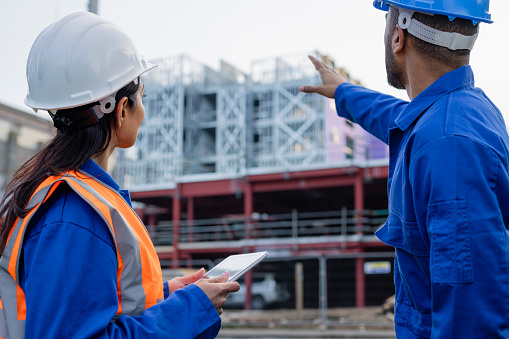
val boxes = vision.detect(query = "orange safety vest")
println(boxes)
[0,171,164,338]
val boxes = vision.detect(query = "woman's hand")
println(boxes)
[194,272,240,315]
[167,268,206,294]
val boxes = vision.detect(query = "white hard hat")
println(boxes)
[25,11,156,113]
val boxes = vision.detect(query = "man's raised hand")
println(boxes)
[299,55,346,99]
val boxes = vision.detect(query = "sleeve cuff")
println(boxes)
[185,284,222,337]
[186,284,219,317]
[163,280,170,299]
[334,82,355,100]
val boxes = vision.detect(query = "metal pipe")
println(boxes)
[341,206,347,250]
[295,262,304,320]
[292,208,298,250]
[318,255,328,328]
[88,0,98,14]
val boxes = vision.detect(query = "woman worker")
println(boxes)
[0,11,239,338]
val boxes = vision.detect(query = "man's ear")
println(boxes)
[115,97,128,128]
[393,25,406,54]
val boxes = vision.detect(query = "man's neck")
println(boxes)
[404,53,466,100]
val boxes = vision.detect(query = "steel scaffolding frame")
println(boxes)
[247,79,325,170]
[113,52,387,190]
[115,82,185,189]
[217,85,246,175]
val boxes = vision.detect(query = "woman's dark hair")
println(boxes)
[0,79,140,253]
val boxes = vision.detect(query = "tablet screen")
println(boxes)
[205,251,268,282]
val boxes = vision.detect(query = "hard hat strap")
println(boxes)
[48,93,118,132]
[398,8,478,50]
[93,94,117,120]
[49,108,100,133]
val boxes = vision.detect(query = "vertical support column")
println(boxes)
[134,208,145,223]
[243,182,253,240]
[147,213,157,238]
[356,256,365,308]
[187,197,194,243]
[292,209,299,250]
[295,262,304,320]
[341,206,348,250]
[172,185,181,269]
[4,131,17,184]
[319,256,328,328]
[354,170,365,308]
[243,181,254,310]
[354,170,365,235]
[88,0,98,14]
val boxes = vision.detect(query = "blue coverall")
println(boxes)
[19,159,221,338]
[334,65,509,338]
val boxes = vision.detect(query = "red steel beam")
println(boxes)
[356,256,366,307]
[247,167,359,182]
[365,165,389,179]
[131,189,174,199]
[181,179,238,197]
[179,171,362,197]
[187,197,194,243]
[353,171,366,308]
[132,166,388,200]
[252,175,357,192]
[243,182,254,310]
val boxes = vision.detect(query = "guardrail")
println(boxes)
[148,208,389,246]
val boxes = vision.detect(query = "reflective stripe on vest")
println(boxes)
[0,171,163,338]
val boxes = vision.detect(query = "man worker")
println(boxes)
[300,0,509,337]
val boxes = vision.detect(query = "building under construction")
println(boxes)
[113,51,393,310]
[0,103,53,198]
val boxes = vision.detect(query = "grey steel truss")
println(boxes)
[113,52,387,190]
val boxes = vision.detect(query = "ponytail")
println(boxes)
[0,80,140,253]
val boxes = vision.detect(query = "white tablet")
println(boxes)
[205,251,268,282]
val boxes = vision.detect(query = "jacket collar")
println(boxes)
[394,65,475,131]
[79,158,120,191]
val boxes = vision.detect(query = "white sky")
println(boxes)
[1,0,508,124]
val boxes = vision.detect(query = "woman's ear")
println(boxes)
[115,97,129,128]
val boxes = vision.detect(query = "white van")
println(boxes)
[225,273,291,309]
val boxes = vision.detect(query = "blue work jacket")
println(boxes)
[335,65,509,338]
[19,159,221,338]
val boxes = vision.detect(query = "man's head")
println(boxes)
[376,0,492,90]
[384,6,406,90]
[384,6,478,89]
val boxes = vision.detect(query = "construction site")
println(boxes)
[112,51,394,311]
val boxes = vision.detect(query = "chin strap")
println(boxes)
[398,8,478,51]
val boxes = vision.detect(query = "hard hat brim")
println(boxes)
[373,0,493,24]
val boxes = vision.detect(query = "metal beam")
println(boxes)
[88,0,98,14]
[252,175,357,193]
[247,167,359,182]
